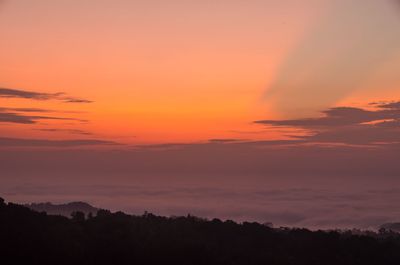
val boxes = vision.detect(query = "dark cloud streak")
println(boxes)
[255,103,400,128]
[255,101,400,145]
[0,87,92,103]
[0,111,82,124]
[0,107,89,125]
[0,137,118,147]
[0,107,52,113]
[36,128,93,136]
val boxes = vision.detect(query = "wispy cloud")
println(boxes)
[208,139,243,143]
[136,139,304,151]
[0,87,62,100]
[255,103,400,128]
[0,111,82,124]
[255,101,400,145]
[0,137,118,147]
[62,98,93,103]
[0,89,90,124]
[36,128,93,136]
[0,107,53,113]
[0,87,93,103]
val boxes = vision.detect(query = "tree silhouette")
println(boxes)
[71,211,85,222]
[1,197,400,265]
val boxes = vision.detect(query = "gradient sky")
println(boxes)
[1,0,400,229]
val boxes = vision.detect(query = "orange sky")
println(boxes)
[2,1,400,230]
[1,0,400,144]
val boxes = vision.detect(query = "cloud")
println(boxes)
[0,107,85,114]
[255,101,400,145]
[0,107,86,124]
[208,139,243,143]
[0,87,92,103]
[0,105,398,230]
[255,103,400,128]
[0,102,89,125]
[0,111,81,124]
[62,98,93,104]
[135,142,193,150]
[0,132,399,230]
[0,137,117,147]
[0,107,53,113]
[137,139,305,151]
[0,88,99,141]
[0,112,37,124]
[36,128,93,136]
[304,125,400,145]
[3,183,400,229]
[0,87,62,100]
[375,101,400,110]
[233,139,305,147]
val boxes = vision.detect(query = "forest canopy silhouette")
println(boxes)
[1,197,400,265]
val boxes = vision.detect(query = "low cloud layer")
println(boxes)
[3,183,400,229]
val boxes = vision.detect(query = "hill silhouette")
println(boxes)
[1,197,400,265]
[26,201,99,217]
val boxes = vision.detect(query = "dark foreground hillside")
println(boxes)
[1,197,400,265]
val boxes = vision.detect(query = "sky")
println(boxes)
[1,0,400,229]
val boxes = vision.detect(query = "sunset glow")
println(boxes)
[3,0,397,144]
[1,0,400,229]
